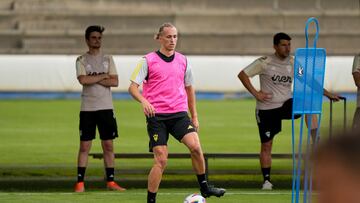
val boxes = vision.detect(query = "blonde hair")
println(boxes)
[154,22,176,40]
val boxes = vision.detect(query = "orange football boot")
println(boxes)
[74,182,85,193]
[106,181,126,191]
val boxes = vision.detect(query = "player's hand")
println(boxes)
[255,91,272,102]
[141,100,156,117]
[326,93,341,102]
[192,117,199,132]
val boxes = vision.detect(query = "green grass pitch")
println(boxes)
[0,99,354,202]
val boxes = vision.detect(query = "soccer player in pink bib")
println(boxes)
[129,23,225,203]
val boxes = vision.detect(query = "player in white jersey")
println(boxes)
[352,54,360,130]
[238,32,340,190]
[74,25,125,192]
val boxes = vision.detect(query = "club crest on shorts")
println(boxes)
[153,134,158,142]
[187,125,193,130]
[265,131,271,137]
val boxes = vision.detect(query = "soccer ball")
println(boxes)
[184,193,206,203]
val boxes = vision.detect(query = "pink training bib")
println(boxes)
[143,52,188,113]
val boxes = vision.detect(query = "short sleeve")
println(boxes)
[76,56,86,77]
[243,57,265,77]
[130,58,148,85]
[185,63,194,86]
[352,55,360,73]
[108,55,118,75]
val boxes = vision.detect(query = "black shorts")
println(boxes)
[79,109,118,141]
[146,112,197,152]
[256,99,301,143]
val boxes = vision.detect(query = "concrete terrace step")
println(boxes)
[6,13,359,37]
[0,0,14,11]
[0,0,357,55]
[7,32,357,55]
[15,15,174,32]
[11,0,360,13]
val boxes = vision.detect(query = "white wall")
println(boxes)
[0,55,355,92]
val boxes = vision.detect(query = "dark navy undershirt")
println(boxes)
[156,50,175,62]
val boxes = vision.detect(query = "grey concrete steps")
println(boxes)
[0,0,357,55]
[0,0,14,10]
[4,13,358,33]
[5,32,354,55]
[15,15,174,32]
[11,0,360,12]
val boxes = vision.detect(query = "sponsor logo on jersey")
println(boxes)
[271,75,292,83]
[87,71,105,76]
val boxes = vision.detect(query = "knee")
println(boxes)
[153,149,168,170]
[79,144,91,154]
[102,144,113,153]
[102,141,114,153]
[155,157,168,170]
[79,148,89,154]
[189,145,202,157]
[261,142,272,153]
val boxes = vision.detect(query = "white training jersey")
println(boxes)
[243,54,294,110]
[76,53,117,111]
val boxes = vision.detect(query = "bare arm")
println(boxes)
[128,81,155,117]
[98,75,118,87]
[323,88,340,101]
[353,72,360,88]
[238,70,272,102]
[77,74,109,85]
[185,85,199,130]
